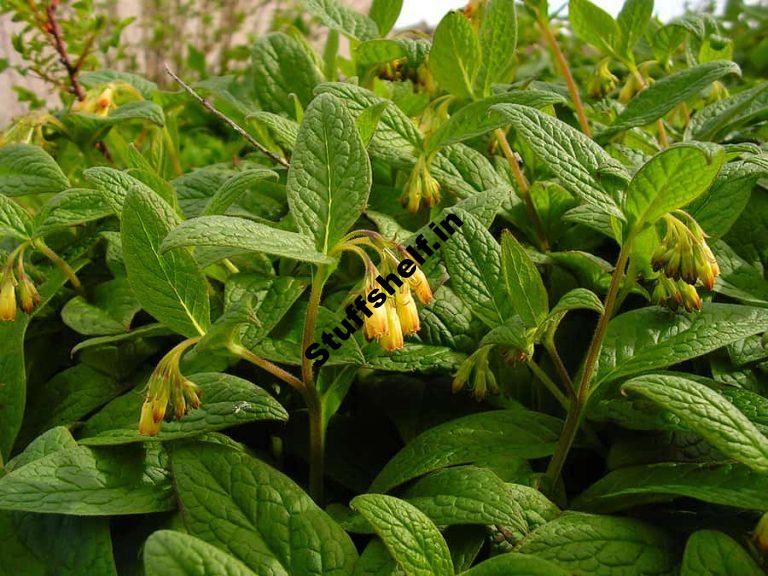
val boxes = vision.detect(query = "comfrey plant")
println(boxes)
[1,0,768,574]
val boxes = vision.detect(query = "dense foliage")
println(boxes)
[2,0,768,574]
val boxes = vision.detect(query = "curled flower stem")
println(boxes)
[33,239,82,292]
[228,342,305,393]
[544,338,575,399]
[527,358,569,410]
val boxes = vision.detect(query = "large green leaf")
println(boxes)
[404,466,527,535]
[593,303,768,386]
[251,33,322,116]
[161,215,334,264]
[121,185,210,337]
[303,0,379,40]
[201,168,279,216]
[0,445,174,515]
[0,144,69,197]
[287,92,372,254]
[351,494,453,576]
[574,462,768,512]
[475,0,517,96]
[463,554,569,576]
[616,0,653,56]
[83,166,157,214]
[144,530,257,576]
[681,530,763,576]
[599,61,741,139]
[686,82,768,141]
[0,194,33,240]
[622,374,768,472]
[515,512,678,576]
[79,372,288,445]
[352,539,401,576]
[491,104,626,219]
[370,409,561,493]
[623,143,725,233]
[500,230,548,328]
[430,11,481,100]
[36,188,114,235]
[444,210,514,328]
[172,442,357,575]
[569,0,622,57]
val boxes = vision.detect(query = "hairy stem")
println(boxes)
[33,239,82,292]
[165,65,290,168]
[539,17,592,137]
[544,338,575,399]
[495,129,549,251]
[544,239,633,485]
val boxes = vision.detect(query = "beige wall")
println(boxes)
[0,0,369,127]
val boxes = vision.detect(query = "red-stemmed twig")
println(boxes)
[44,0,85,101]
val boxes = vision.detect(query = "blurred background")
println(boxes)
[0,0,764,125]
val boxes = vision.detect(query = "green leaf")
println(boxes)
[594,303,768,386]
[66,100,165,133]
[444,210,514,328]
[425,91,566,155]
[247,111,299,148]
[36,188,114,235]
[351,494,454,576]
[491,104,626,219]
[79,372,288,445]
[71,323,173,355]
[4,426,78,472]
[303,0,379,40]
[61,278,140,335]
[569,0,622,57]
[356,102,388,148]
[686,159,766,237]
[516,512,678,576]
[368,0,402,36]
[463,554,569,576]
[623,143,725,233]
[0,194,33,240]
[80,69,157,98]
[681,530,764,576]
[574,462,768,512]
[500,230,548,328]
[353,539,401,576]
[599,61,741,139]
[287,93,372,254]
[172,442,358,575]
[430,11,481,100]
[161,215,334,264]
[370,409,561,492]
[0,144,69,197]
[83,166,157,214]
[475,0,517,96]
[363,344,467,373]
[687,82,768,141]
[616,0,653,56]
[622,374,768,472]
[404,466,528,535]
[0,445,174,515]
[251,33,322,116]
[201,168,279,216]
[121,185,210,337]
[144,530,258,576]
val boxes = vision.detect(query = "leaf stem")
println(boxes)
[538,17,592,137]
[544,238,633,485]
[164,64,290,168]
[544,338,575,399]
[527,358,569,410]
[495,129,549,251]
[228,343,305,393]
[33,239,82,292]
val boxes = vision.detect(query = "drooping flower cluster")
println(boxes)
[401,155,441,213]
[587,59,619,98]
[139,338,202,436]
[650,212,719,312]
[452,345,498,401]
[0,251,41,322]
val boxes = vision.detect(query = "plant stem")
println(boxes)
[544,338,574,399]
[164,65,290,168]
[33,239,82,292]
[228,343,305,393]
[301,265,330,503]
[544,239,633,485]
[528,358,569,410]
[495,129,549,252]
[45,0,86,101]
[539,17,592,137]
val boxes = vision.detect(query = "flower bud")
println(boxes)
[395,285,420,335]
[407,265,434,305]
[139,401,162,436]
[587,59,618,98]
[0,272,17,322]
[678,280,702,312]
[181,378,202,410]
[754,512,768,555]
[379,300,404,351]
[452,355,475,394]
[17,275,40,314]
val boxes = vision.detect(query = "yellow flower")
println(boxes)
[407,266,434,305]
[395,285,420,335]
[138,401,162,436]
[18,275,40,314]
[379,300,404,351]
[0,272,17,322]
